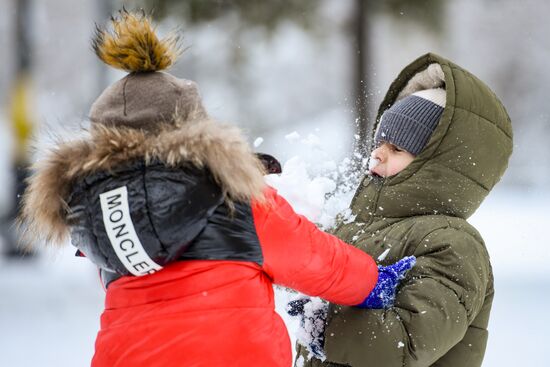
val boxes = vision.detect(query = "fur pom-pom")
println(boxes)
[92,9,181,72]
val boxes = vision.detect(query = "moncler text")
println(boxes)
[99,186,163,276]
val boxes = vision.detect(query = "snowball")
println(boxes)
[265,156,340,223]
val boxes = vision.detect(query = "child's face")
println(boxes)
[369,142,415,178]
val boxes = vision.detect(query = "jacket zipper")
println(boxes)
[365,177,383,227]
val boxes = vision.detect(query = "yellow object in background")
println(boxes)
[9,74,34,165]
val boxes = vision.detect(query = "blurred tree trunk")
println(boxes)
[2,0,34,257]
[16,0,32,74]
[13,0,33,176]
[95,0,113,95]
[352,0,371,158]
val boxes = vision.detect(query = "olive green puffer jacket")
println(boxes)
[296,53,513,367]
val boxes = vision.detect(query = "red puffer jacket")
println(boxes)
[92,187,378,367]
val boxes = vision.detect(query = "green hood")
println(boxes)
[354,53,513,221]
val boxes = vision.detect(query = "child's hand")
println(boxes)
[356,255,416,309]
[286,297,328,361]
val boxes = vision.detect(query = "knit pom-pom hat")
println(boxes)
[89,10,207,131]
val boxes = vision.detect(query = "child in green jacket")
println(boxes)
[293,53,513,367]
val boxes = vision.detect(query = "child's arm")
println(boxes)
[252,187,380,306]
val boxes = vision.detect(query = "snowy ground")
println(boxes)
[1,148,548,366]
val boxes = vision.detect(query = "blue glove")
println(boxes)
[357,255,416,309]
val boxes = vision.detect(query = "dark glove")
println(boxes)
[357,255,416,309]
[256,153,282,174]
[286,297,328,361]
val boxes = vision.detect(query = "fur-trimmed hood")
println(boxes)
[353,53,513,221]
[21,118,266,246]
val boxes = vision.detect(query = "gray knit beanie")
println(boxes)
[89,11,207,131]
[375,88,446,156]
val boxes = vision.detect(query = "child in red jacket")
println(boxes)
[21,11,414,367]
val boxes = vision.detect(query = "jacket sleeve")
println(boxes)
[321,227,491,367]
[252,187,378,306]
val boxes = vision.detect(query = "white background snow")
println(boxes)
[1,1,549,365]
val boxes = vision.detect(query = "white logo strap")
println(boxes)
[99,186,163,276]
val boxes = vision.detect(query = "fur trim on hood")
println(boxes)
[20,118,267,246]
[396,63,445,101]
